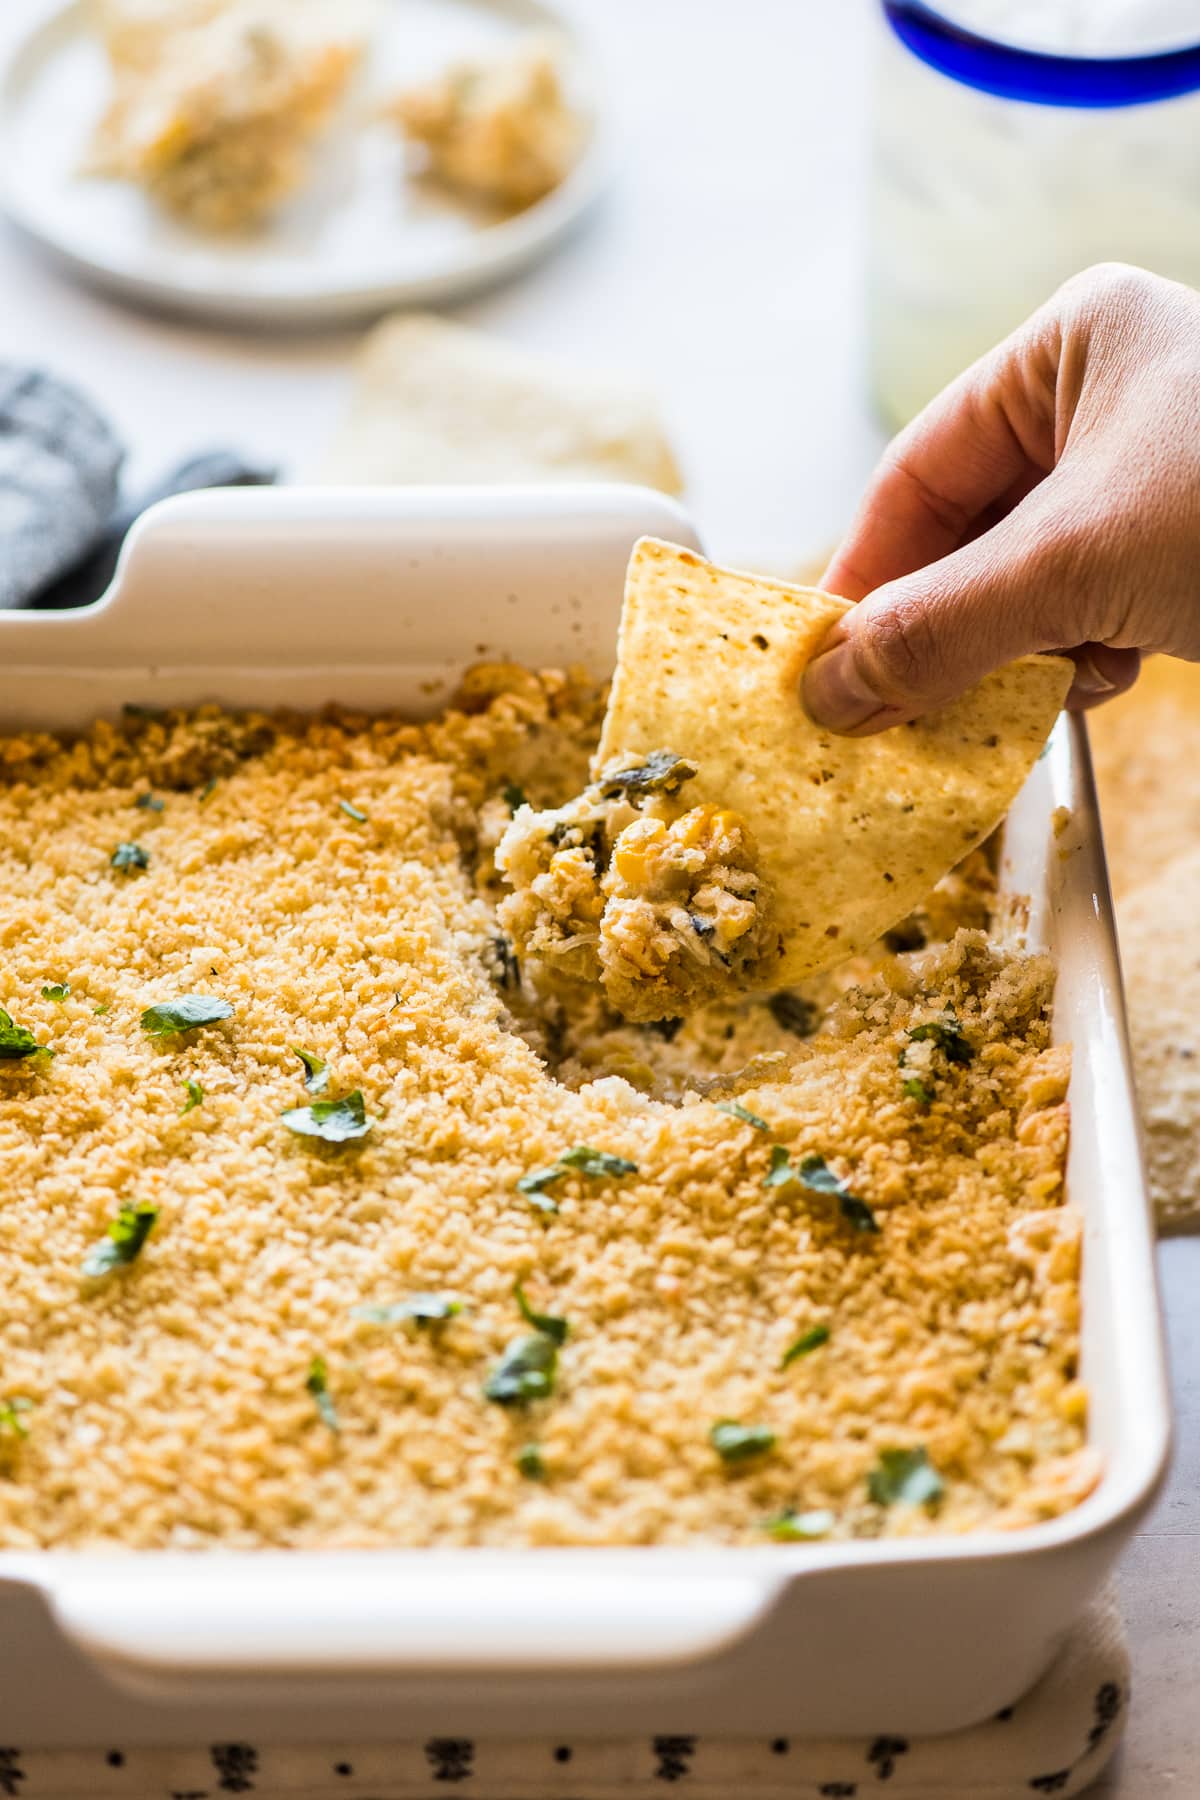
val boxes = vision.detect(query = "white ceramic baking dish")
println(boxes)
[0,485,1171,1747]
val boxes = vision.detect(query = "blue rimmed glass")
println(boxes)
[869,3,1200,427]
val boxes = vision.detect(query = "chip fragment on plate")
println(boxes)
[595,538,1073,988]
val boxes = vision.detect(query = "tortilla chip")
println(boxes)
[596,539,1073,987]
[317,314,683,493]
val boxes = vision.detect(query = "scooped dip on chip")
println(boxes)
[495,750,782,1021]
[498,538,1074,1022]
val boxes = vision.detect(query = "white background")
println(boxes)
[0,2,1196,1790]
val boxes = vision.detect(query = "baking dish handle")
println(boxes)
[41,1558,788,1681]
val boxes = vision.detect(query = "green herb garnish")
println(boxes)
[763,1508,835,1541]
[717,1100,769,1131]
[597,750,698,800]
[516,1442,546,1480]
[518,1146,637,1195]
[140,996,233,1037]
[291,1047,329,1094]
[711,1420,776,1464]
[339,800,367,824]
[525,1191,560,1216]
[781,1324,830,1367]
[352,1293,464,1326]
[0,1006,53,1061]
[502,783,527,811]
[198,778,218,802]
[111,841,150,873]
[134,792,165,812]
[180,1079,204,1114]
[82,1202,158,1279]
[518,1164,566,1196]
[306,1356,340,1433]
[906,1018,973,1065]
[764,1148,879,1234]
[281,1090,372,1143]
[41,983,69,1003]
[94,1002,110,1016]
[901,1075,934,1107]
[867,1446,945,1509]
[484,1333,558,1406]
[0,1397,33,1441]
[514,1281,569,1346]
[560,1146,638,1179]
[768,992,820,1038]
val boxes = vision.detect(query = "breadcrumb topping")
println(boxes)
[0,669,1087,1548]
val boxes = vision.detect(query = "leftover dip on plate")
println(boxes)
[84,2,583,231]
[0,657,1093,1549]
[384,37,582,211]
[86,0,370,231]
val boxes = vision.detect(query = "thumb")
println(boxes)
[802,494,1101,733]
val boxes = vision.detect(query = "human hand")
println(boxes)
[803,264,1200,734]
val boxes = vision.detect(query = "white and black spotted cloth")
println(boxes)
[0,1590,1127,1798]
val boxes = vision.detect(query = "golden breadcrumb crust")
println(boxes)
[0,669,1088,1548]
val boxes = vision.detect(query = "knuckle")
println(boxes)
[856,595,947,706]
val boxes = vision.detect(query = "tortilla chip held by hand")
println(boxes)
[596,538,1073,988]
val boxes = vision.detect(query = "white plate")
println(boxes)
[0,0,607,325]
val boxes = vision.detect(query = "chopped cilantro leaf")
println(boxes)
[711,1420,776,1464]
[764,1145,797,1189]
[41,983,69,1002]
[0,1397,33,1441]
[559,1146,638,1179]
[838,1193,881,1233]
[598,751,698,800]
[765,1148,879,1234]
[794,1152,844,1196]
[717,1100,769,1131]
[0,1006,53,1061]
[518,1164,565,1196]
[353,1293,464,1326]
[140,996,233,1037]
[82,1202,158,1279]
[516,1442,546,1480]
[518,1146,637,1196]
[306,1356,340,1433]
[502,783,527,811]
[180,1079,204,1114]
[94,1002,110,1016]
[902,1075,934,1107]
[339,799,367,823]
[768,992,819,1038]
[868,1446,945,1508]
[907,1018,973,1064]
[526,1191,560,1217]
[281,1090,372,1143]
[134,792,165,812]
[198,778,218,802]
[484,1333,558,1405]
[781,1324,830,1367]
[291,1047,329,1094]
[111,841,150,873]
[763,1508,835,1541]
[514,1281,569,1346]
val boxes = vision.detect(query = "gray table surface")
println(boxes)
[1093,1238,1200,1794]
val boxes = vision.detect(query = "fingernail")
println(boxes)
[802,643,886,732]
[1073,652,1117,698]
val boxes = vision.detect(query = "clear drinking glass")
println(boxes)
[869,1,1200,428]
